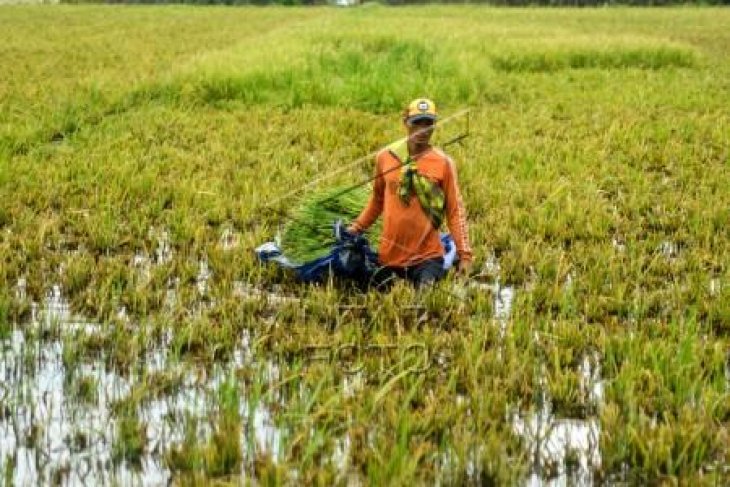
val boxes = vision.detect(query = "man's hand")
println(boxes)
[455,259,472,277]
[334,220,357,241]
[334,220,363,243]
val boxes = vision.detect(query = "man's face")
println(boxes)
[406,117,435,145]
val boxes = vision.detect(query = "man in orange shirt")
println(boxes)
[348,98,473,288]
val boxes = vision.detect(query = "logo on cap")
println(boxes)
[417,101,430,111]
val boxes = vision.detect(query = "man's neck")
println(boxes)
[407,142,431,159]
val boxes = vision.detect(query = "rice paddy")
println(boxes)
[1,4,729,485]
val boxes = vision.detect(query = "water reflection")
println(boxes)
[494,285,515,326]
[44,284,70,324]
[152,228,173,265]
[0,327,152,485]
[0,286,282,485]
[219,228,239,251]
[511,354,604,486]
[196,257,212,297]
[15,278,26,302]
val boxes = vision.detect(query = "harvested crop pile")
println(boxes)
[279,186,382,264]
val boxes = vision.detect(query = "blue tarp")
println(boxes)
[256,232,457,284]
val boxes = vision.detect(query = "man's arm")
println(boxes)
[349,154,385,234]
[442,156,473,269]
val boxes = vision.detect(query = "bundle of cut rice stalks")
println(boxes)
[279,185,382,265]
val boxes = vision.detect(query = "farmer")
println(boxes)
[347,98,472,288]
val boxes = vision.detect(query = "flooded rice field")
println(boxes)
[6,252,717,485]
[1,266,615,485]
[2,5,730,484]
[2,284,281,485]
[1,222,729,484]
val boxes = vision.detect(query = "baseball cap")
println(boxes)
[405,98,437,124]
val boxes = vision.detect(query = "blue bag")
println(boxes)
[256,224,457,284]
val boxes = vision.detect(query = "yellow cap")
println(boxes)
[405,98,437,124]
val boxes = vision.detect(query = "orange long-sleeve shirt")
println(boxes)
[352,146,472,268]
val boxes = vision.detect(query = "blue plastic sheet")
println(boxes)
[256,233,457,284]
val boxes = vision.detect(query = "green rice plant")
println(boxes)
[206,376,243,477]
[166,376,242,479]
[113,413,146,466]
[138,370,186,401]
[164,414,205,475]
[492,47,697,73]
[279,185,381,264]
[60,253,95,310]
[104,324,144,372]
[72,375,98,405]
[243,365,267,472]
[601,405,722,481]
[0,292,10,341]
[170,314,238,364]
[61,334,83,382]
[3,454,16,487]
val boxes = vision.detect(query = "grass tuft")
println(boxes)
[492,47,697,72]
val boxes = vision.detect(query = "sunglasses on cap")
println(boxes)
[407,117,435,127]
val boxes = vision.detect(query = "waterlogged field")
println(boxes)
[1,4,729,485]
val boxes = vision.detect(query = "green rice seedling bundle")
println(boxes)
[279,185,381,264]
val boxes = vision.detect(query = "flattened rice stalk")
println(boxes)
[279,185,382,264]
